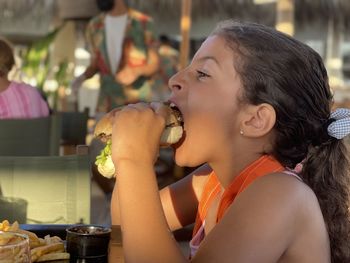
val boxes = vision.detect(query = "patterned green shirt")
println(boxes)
[86,9,157,112]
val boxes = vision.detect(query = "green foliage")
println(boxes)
[21,23,73,110]
[22,26,63,91]
[55,59,70,87]
[50,59,70,110]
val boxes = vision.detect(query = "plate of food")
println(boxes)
[0,220,70,262]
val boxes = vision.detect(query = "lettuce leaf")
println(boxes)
[95,140,112,166]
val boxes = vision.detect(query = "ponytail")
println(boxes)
[302,139,350,262]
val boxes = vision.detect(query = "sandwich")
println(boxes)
[94,102,183,178]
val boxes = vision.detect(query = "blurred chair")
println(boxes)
[59,108,89,155]
[0,145,91,224]
[0,114,61,156]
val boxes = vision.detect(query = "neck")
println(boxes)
[210,149,264,189]
[108,0,128,16]
[0,76,10,92]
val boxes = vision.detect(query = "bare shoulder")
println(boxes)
[237,172,323,225]
[245,173,330,261]
[194,172,330,262]
[246,172,317,202]
[231,171,318,227]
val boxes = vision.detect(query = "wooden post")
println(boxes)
[276,0,294,36]
[179,0,192,69]
[326,18,344,89]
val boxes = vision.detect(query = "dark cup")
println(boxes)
[66,225,111,261]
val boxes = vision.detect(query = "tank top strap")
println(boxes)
[283,170,303,181]
[192,172,221,236]
[217,155,284,221]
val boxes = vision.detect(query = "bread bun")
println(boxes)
[94,102,183,145]
[94,102,183,178]
[93,107,119,142]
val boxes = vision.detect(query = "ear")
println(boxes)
[240,103,276,138]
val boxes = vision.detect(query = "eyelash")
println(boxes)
[196,70,210,80]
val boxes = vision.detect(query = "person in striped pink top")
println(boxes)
[0,38,49,119]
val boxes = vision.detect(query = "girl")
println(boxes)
[110,21,350,262]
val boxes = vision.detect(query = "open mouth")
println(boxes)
[169,102,184,127]
[168,102,185,148]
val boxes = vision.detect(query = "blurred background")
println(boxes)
[2,1,350,257]
[1,0,350,234]
[1,0,350,115]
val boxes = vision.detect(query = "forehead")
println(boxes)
[193,36,237,70]
[194,36,233,59]
[193,35,241,80]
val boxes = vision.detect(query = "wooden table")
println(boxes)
[108,225,124,263]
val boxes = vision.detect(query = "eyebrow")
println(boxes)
[197,56,221,69]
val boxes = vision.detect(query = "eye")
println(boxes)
[196,70,210,80]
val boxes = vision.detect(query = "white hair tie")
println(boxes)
[327,108,350,139]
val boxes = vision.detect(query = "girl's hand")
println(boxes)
[111,102,167,170]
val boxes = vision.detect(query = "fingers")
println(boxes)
[122,102,150,111]
[112,102,167,129]
[150,102,168,120]
[109,106,123,118]
[110,102,166,114]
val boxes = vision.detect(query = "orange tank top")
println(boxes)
[192,155,284,237]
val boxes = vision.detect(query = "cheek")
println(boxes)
[173,118,221,167]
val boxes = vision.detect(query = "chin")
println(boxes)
[173,145,189,167]
[173,146,203,168]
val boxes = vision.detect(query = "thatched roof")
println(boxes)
[2,0,350,43]
[57,0,350,27]
[295,0,350,27]
[128,0,350,29]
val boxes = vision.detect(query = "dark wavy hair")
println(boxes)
[212,20,350,262]
[0,39,15,77]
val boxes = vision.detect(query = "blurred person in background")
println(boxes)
[72,0,159,113]
[0,38,50,119]
[72,0,159,225]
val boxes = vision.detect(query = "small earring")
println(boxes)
[240,129,244,135]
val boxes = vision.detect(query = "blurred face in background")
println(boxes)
[0,39,14,78]
[96,0,128,12]
[96,0,115,12]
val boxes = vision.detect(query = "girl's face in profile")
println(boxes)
[169,35,245,167]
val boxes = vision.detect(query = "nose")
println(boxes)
[168,70,183,93]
